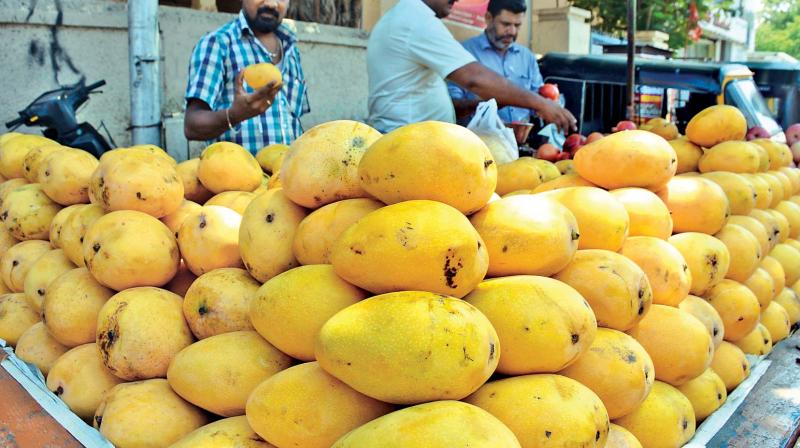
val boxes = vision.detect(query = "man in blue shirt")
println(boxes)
[184,0,311,153]
[449,0,557,125]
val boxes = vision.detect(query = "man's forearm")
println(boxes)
[184,107,239,141]
[448,62,548,114]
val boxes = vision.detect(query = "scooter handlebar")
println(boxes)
[85,80,106,91]
[5,117,24,129]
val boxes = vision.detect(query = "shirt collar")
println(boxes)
[236,10,297,45]
[480,31,520,54]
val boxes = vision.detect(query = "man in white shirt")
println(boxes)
[367,0,575,134]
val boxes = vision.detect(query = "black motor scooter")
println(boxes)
[5,79,114,157]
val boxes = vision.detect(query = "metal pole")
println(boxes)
[626,0,636,121]
[128,0,161,146]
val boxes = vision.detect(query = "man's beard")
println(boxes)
[487,27,515,50]
[245,7,282,33]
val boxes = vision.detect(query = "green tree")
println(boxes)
[756,0,800,59]
[571,0,731,50]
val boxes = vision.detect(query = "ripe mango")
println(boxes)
[170,416,276,448]
[331,200,488,298]
[1,183,63,240]
[178,205,244,276]
[554,249,652,331]
[613,381,696,448]
[464,275,596,374]
[676,368,727,421]
[610,188,673,240]
[714,224,762,282]
[701,172,756,216]
[23,249,74,314]
[698,141,760,173]
[703,280,760,342]
[469,195,579,277]
[315,291,499,404]
[176,158,214,203]
[332,400,521,448]
[250,264,366,361]
[761,301,791,343]
[685,105,746,147]
[60,204,104,267]
[183,267,259,339]
[43,268,113,347]
[710,341,749,391]
[0,293,39,346]
[657,176,730,235]
[668,233,730,296]
[621,237,691,307]
[574,130,676,190]
[669,138,702,175]
[246,362,393,448]
[728,215,770,258]
[734,323,772,356]
[537,187,629,251]
[167,330,292,416]
[678,295,725,348]
[197,141,262,193]
[14,322,68,375]
[1,240,51,292]
[38,149,99,206]
[466,374,609,448]
[358,121,497,214]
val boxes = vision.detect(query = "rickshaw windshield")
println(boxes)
[724,79,783,136]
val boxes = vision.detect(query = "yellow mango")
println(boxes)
[642,117,679,141]
[555,159,575,174]
[331,200,488,298]
[621,237,691,307]
[761,301,791,343]
[332,400,521,448]
[530,172,597,193]
[685,105,746,147]
[770,171,794,200]
[734,323,772,356]
[613,381,696,448]
[465,374,609,448]
[769,243,800,285]
[554,249,652,331]
[745,267,776,311]
[178,205,243,276]
[315,291,499,404]
[23,249,74,314]
[710,341,749,391]
[657,176,730,235]
[742,173,773,209]
[751,139,793,169]
[676,368,727,421]
[0,240,51,292]
[703,280,760,342]
[94,379,208,447]
[714,224,762,282]
[537,187,629,251]
[22,144,62,182]
[779,285,800,325]
[775,201,800,238]
[0,134,57,179]
[1,183,63,240]
[668,233,730,296]
[183,267,259,339]
[239,189,307,282]
[292,198,383,265]
[0,293,39,346]
[698,141,760,173]
[205,191,255,215]
[756,172,784,208]
[359,121,496,214]
[60,204,104,267]
[38,148,98,206]
[464,275,596,374]
[560,328,654,419]
[627,304,714,386]
[160,199,202,237]
[170,416,276,448]
[574,130,676,190]
[679,295,725,348]
[669,138,702,174]
[701,172,756,216]
[728,215,770,258]
[46,343,124,419]
[610,188,673,239]
[83,210,179,290]
[14,322,68,375]
[255,143,290,174]
[246,362,393,448]
[495,157,543,196]
[197,141,262,193]
[43,268,114,347]
[167,330,292,416]
[469,195,578,277]
[48,204,82,249]
[779,167,800,194]
[176,158,214,204]
[96,287,193,380]
[282,121,381,208]
[767,208,791,243]
[761,255,786,294]
[606,423,643,448]
[250,264,366,361]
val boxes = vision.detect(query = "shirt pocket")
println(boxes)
[282,76,307,119]
[508,70,532,91]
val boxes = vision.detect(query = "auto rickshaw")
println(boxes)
[736,60,800,130]
[538,53,784,140]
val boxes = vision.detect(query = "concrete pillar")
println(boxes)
[531,6,591,55]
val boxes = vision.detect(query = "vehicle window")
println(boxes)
[724,79,782,135]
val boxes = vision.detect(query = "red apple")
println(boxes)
[746,126,770,141]
[613,121,637,132]
[564,134,586,152]
[537,143,560,162]
[787,123,800,146]
[586,132,604,143]
[538,83,560,101]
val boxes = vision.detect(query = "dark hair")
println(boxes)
[487,0,527,16]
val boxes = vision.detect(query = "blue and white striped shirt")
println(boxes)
[186,11,311,153]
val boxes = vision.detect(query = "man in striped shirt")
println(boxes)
[184,0,311,153]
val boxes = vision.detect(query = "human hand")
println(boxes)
[537,99,577,134]
[229,70,282,123]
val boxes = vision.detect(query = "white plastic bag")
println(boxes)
[467,99,519,164]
